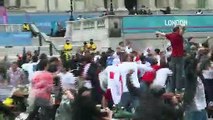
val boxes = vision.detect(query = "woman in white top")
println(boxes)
[184,77,208,120]
[183,56,208,120]
[58,67,76,90]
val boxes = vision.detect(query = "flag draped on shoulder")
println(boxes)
[105,65,122,104]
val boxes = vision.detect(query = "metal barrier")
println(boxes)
[0,24,22,32]
[30,24,61,56]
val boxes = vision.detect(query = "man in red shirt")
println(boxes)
[156,25,185,93]
[27,59,54,120]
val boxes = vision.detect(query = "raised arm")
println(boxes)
[156,31,166,37]
[138,64,153,72]
[126,70,141,97]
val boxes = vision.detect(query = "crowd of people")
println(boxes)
[0,25,212,120]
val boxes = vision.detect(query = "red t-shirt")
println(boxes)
[32,71,54,101]
[141,65,161,84]
[166,32,184,57]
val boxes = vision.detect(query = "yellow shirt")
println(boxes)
[87,43,97,51]
[22,24,30,31]
[63,43,73,52]
[91,43,97,50]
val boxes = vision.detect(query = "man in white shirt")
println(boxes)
[154,49,161,66]
[125,41,133,54]
[125,46,133,54]
[151,67,173,89]
[93,52,101,63]
[22,62,37,82]
[118,54,140,110]
[140,55,151,67]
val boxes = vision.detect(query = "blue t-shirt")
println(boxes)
[107,56,114,66]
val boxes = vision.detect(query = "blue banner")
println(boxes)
[0,32,32,46]
[123,15,213,34]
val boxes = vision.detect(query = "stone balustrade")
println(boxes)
[68,17,106,32]
[65,16,124,51]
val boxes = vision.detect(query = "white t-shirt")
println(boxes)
[202,62,213,79]
[154,55,161,65]
[94,55,101,62]
[151,68,173,88]
[143,61,151,67]
[82,63,92,88]
[125,46,132,54]
[137,63,153,78]
[58,72,76,90]
[22,62,37,82]
[202,69,213,79]
[190,77,206,111]
[118,62,139,92]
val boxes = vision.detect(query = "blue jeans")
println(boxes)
[119,92,139,111]
[184,109,208,120]
[140,81,148,93]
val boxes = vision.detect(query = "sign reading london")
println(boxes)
[164,20,188,26]
[123,15,213,34]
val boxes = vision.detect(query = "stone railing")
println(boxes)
[65,16,124,50]
[65,16,124,39]
[70,17,107,31]
[65,17,109,40]
[0,24,22,32]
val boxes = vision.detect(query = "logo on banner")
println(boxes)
[165,20,188,26]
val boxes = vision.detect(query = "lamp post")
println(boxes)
[47,0,50,13]
[109,0,115,15]
[69,0,74,21]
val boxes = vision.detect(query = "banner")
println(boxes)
[123,15,213,34]
[0,6,8,24]
[0,32,32,46]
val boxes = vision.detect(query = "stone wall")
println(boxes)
[5,0,213,12]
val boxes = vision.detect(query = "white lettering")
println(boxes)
[164,20,188,26]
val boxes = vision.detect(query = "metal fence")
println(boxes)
[0,24,22,32]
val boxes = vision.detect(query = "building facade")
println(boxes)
[4,0,213,12]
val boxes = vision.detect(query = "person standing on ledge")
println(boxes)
[156,25,185,94]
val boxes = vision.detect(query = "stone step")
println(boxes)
[0,35,99,61]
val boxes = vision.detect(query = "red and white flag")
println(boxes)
[105,65,122,104]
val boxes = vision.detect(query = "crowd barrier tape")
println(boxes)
[0,32,32,46]
[123,15,213,34]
